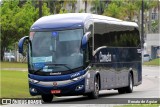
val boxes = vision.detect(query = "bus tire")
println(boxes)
[42,94,53,103]
[125,73,133,93]
[118,88,126,94]
[87,77,99,99]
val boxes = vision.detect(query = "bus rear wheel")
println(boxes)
[41,94,53,103]
[87,77,99,99]
[118,73,133,94]
[118,88,126,94]
[125,73,133,93]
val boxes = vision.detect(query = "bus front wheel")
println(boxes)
[41,94,53,103]
[87,77,99,99]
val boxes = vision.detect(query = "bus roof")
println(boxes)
[92,14,138,27]
[30,13,138,31]
[30,13,92,30]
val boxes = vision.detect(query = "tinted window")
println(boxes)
[94,22,140,50]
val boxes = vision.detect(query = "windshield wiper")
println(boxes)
[32,67,44,74]
[32,63,73,74]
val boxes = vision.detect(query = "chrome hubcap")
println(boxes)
[95,80,99,96]
[130,76,133,90]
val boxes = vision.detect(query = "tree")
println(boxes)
[0,0,20,61]
[46,0,55,14]
[151,20,159,33]
[91,0,106,14]
[83,0,92,13]
[41,2,50,16]
[103,0,138,21]
[69,0,77,13]
[13,1,38,36]
[144,0,159,33]
[103,3,124,19]
[39,0,42,18]
[83,0,88,13]
[123,2,137,21]
[103,0,159,35]
[133,0,158,33]
[0,0,50,61]
[52,0,64,14]
[59,8,68,14]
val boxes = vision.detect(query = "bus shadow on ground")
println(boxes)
[46,92,119,104]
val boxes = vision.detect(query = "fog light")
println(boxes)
[30,88,37,93]
[75,85,84,91]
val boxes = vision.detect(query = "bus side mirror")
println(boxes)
[81,32,91,50]
[18,36,29,55]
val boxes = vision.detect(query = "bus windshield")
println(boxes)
[29,29,83,72]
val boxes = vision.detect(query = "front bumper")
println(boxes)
[29,78,85,96]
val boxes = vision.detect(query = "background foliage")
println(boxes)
[0,0,159,61]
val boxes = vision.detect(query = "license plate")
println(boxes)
[51,90,61,94]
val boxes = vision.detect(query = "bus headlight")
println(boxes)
[30,88,37,93]
[72,74,86,81]
[29,78,39,84]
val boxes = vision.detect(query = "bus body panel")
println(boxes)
[28,70,85,81]
[29,78,85,96]
[91,47,141,90]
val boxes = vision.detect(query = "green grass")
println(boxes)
[115,104,160,107]
[143,58,160,66]
[0,70,32,98]
[1,62,27,68]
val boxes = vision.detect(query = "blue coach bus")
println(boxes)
[18,13,142,102]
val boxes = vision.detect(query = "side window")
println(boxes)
[87,25,93,61]
[94,23,101,50]
[94,23,140,48]
[134,29,141,47]
[121,29,140,47]
[112,26,140,47]
[94,23,111,50]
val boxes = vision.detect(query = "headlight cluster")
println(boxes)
[29,78,39,84]
[72,72,89,81]
[72,75,85,81]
